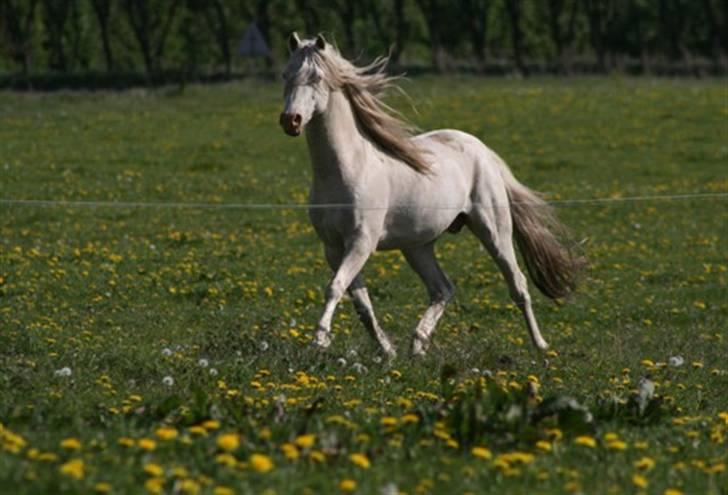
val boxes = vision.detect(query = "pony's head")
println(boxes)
[279,32,431,173]
[279,32,331,136]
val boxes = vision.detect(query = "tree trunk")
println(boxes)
[90,0,114,71]
[255,0,273,68]
[700,0,727,69]
[392,0,408,65]
[415,0,446,72]
[42,0,73,72]
[294,0,320,36]
[0,0,39,74]
[122,0,180,83]
[585,0,610,73]
[463,0,490,69]
[505,0,528,76]
[213,1,231,76]
[335,0,357,56]
[546,0,578,74]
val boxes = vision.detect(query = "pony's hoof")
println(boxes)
[382,346,397,361]
[314,331,332,349]
[410,338,428,357]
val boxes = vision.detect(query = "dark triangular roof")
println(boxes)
[239,22,270,57]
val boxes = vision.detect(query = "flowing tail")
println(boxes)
[502,169,586,300]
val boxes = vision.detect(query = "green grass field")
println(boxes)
[1,77,726,495]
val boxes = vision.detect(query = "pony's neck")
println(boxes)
[305,90,367,181]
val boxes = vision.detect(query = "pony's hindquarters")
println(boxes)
[502,170,585,300]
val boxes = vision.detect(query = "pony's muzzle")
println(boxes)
[279,112,302,136]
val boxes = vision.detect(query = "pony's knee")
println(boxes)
[326,280,346,301]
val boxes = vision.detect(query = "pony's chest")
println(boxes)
[308,208,356,245]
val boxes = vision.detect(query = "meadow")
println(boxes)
[0,77,726,495]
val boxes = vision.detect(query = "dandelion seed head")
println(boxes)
[54,367,72,377]
[669,355,685,367]
[162,376,174,387]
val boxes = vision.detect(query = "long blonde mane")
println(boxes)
[310,45,431,174]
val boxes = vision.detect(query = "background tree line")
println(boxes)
[1,0,726,87]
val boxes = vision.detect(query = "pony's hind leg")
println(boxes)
[402,243,455,357]
[467,208,549,350]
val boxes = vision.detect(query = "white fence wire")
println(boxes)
[0,191,726,210]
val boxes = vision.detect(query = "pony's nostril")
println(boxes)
[292,114,302,125]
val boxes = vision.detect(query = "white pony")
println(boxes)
[279,33,584,358]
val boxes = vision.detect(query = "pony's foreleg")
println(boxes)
[349,275,397,359]
[402,243,455,357]
[315,238,373,349]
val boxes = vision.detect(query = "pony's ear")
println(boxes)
[315,33,327,50]
[288,32,301,52]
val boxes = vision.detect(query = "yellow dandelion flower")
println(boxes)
[380,416,398,427]
[663,490,683,495]
[349,452,371,469]
[216,433,240,452]
[471,446,492,459]
[213,487,235,495]
[634,457,655,471]
[574,435,596,448]
[545,428,563,441]
[180,479,200,494]
[202,420,220,430]
[281,443,299,460]
[401,413,419,424]
[564,481,581,493]
[294,434,316,449]
[171,466,188,478]
[718,412,728,425]
[143,463,164,477]
[60,438,82,450]
[59,458,85,480]
[632,474,648,489]
[188,426,207,436]
[118,437,135,447]
[155,427,178,441]
[94,482,111,493]
[339,479,357,492]
[607,440,628,450]
[249,453,274,473]
[309,450,326,463]
[215,453,237,467]
[536,440,552,451]
[145,477,164,494]
[138,438,157,451]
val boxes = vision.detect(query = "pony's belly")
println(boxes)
[377,210,458,250]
